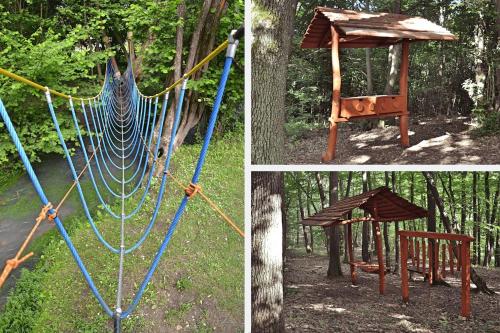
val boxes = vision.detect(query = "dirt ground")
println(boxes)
[286,117,500,164]
[284,250,500,333]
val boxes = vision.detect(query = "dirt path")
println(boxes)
[284,250,500,333]
[286,117,500,164]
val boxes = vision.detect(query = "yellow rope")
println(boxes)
[0,39,228,101]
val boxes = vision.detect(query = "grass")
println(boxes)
[0,131,244,332]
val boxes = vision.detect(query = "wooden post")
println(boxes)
[322,25,341,162]
[372,221,385,294]
[347,223,356,285]
[428,242,432,284]
[448,243,454,274]
[457,243,462,271]
[434,240,440,281]
[441,243,446,278]
[399,39,410,147]
[409,238,415,265]
[422,240,426,275]
[416,240,420,270]
[460,241,471,318]
[400,235,409,303]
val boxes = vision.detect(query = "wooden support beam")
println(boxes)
[399,39,410,147]
[422,240,427,278]
[401,235,409,303]
[409,238,415,265]
[322,25,341,162]
[458,243,462,271]
[416,240,420,270]
[460,241,471,318]
[428,242,432,285]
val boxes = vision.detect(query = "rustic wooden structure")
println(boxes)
[398,230,474,318]
[301,187,427,294]
[300,8,457,162]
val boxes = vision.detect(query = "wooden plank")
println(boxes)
[461,241,471,318]
[322,25,341,162]
[416,240,420,270]
[422,240,427,276]
[448,243,454,274]
[428,242,432,285]
[401,235,410,303]
[399,40,410,147]
[339,26,456,41]
[398,231,475,242]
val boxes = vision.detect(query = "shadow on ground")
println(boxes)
[286,117,500,164]
[284,249,500,333]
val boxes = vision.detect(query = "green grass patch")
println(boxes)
[0,132,244,332]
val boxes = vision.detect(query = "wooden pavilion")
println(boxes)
[301,186,427,294]
[300,8,457,162]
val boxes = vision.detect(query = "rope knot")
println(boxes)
[37,203,53,222]
[185,183,201,198]
[6,259,20,269]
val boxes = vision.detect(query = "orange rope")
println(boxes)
[0,144,101,289]
[167,172,244,238]
[136,130,244,238]
[0,202,52,288]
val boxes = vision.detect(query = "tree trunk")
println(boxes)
[251,0,298,164]
[362,172,371,262]
[297,188,311,253]
[461,172,467,234]
[153,1,185,176]
[251,172,285,332]
[328,172,342,277]
[343,172,353,263]
[483,172,491,266]
[316,172,326,208]
[422,172,495,294]
[486,176,500,266]
[472,172,479,264]
[426,177,438,283]
[392,172,399,272]
[383,172,391,269]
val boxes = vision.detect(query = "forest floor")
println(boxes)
[284,249,500,333]
[286,116,500,164]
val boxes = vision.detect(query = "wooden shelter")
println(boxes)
[301,186,427,294]
[300,8,457,162]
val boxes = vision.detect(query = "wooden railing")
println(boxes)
[398,230,475,318]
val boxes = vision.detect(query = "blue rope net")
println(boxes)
[0,31,239,324]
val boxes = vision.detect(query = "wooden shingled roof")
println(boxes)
[301,7,457,49]
[301,186,427,227]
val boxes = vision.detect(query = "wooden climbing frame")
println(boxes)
[398,230,474,318]
[301,8,457,162]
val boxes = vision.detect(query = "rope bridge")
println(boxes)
[0,28,243,331]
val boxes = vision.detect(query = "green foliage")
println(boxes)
[0,0,244,168]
